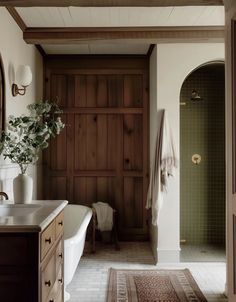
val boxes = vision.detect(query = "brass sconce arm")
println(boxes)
[12,83,27,97]
[11,65,32,97]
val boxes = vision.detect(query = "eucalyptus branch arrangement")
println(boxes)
[0,102,65,174]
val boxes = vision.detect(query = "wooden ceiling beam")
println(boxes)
[23,26,225,44]
[6,6,26,31]
[0,0,223,6]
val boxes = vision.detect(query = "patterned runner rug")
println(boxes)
[107,268,207,302]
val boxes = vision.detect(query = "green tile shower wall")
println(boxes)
[180,64,225,245]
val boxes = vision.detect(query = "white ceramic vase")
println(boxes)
[13,174,33,204]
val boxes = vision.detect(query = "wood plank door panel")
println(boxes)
[74,113,118,171]
[44,59,149,241]
[123,114,143,171]
[124,75,143,108]
[50,74,67,108]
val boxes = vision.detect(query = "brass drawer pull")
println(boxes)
[59,253,63,258]
[45,280,51,287]
[45,237,52,244]
[58,221,63,226]
[58,278,63,284]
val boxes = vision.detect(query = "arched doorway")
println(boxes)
[180,62,226,262]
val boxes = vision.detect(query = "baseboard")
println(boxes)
[151,244,158,263]
[156,248,180,263]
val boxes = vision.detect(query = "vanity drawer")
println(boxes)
[56,240,63,275]
[55,212,64,239]
[43,265,63,302]
[56,266,63,294]
[55,276,63,302]
[42,254,56,302]
[40,210,65,302]
[41,220,56,260]
[56,288,63,302]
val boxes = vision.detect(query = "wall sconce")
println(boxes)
[12,65,32,97]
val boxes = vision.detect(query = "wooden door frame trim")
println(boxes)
[0,0,224,6]
[35,45,46,58]
[147,44,155,57]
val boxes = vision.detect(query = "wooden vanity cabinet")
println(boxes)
[41,211,64,302]
[0,210,65,302]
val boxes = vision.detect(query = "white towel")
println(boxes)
[146,110,177,225]
[92,202,113,231]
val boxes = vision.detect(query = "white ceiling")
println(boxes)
[16,6,224,54]
[16,6,224,27]
[41,43,150,54]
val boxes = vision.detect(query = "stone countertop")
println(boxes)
[0,200,68,232]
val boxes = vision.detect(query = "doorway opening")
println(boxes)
[180,61,226,262]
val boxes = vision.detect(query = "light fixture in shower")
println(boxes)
[180,89,203,106]
[191,89,203,101]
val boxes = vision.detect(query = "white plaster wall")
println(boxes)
[150,43,225,263]
[0,8,43,200]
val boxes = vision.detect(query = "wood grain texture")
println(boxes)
[75,114,87,170]
[1,0,223,6]
[75,75,86,107]
[123,115,143,171]
[97,115,108,169]
[97,76,108,107]
[86,114,97,170]
[45,55,149,69]
[107,115,118,170]
[44,56,149,240]
[124,75,143,107]
[108,75,123,107]
[50,74,67,107]
[49,177,67,200]
[23,26,225,44]
[123,177,143,228]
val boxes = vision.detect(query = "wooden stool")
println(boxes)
[91,207,120,253]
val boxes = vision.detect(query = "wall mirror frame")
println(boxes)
[0,55,5,132]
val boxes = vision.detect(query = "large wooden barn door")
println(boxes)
[44,57,149,240]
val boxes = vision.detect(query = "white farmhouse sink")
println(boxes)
[0,204,42,217]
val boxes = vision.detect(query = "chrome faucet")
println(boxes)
[0,192,9,201]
